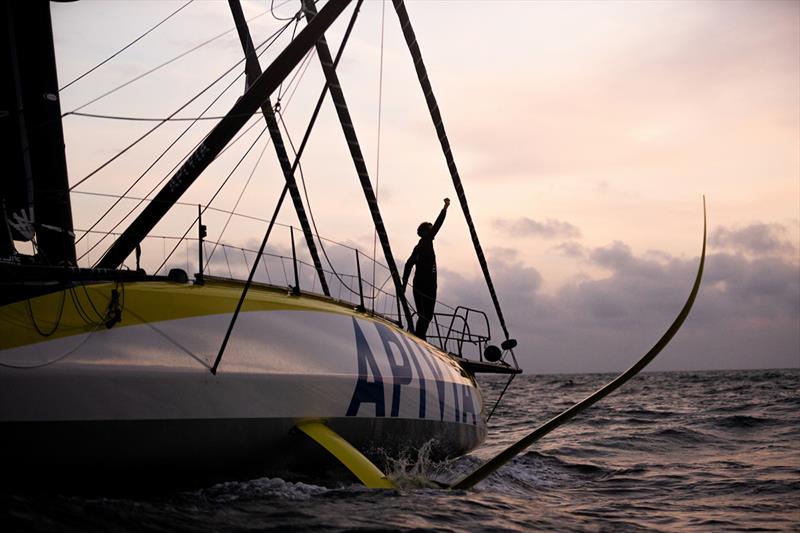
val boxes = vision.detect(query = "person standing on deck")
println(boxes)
[402,198,450,340]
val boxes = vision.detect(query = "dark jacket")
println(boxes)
[403,207,447,289]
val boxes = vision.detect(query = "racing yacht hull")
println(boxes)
[0,279,485,487]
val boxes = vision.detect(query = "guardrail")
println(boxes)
[428,306,491,361]
[74,209,494,361]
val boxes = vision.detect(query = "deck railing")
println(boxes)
[73,205,493,361]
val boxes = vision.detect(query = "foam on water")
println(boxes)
[194,477,330,502]
[381,440,453,489]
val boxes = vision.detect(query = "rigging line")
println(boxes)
[391,0,511,340]
[222,246,233,277]
[205,134,271,268]
[301,0,413,328]
[218,0,361,286]
[66,52,311,124]
[78,228,200,240]
[61,52,314,123]
[69,172,285,223]
[270,0,304,21]
[124,307,210,369]
[64,111,256,122]
[69,286,106,327]
[25,290,67,337]
[211,182,289,375]
[205,50,315,267]
[214,2,365,375]
[62,7,273,116]
[77,202,396,270]
[0,324,101,370]
[96,0,355,272]
[283,47,315,104]
[74,48,276,249]
[273,0,366,299]
[97,48,311,266]
[80,228,394,307]
[59,1,194,92]
[74,189,338,246]
[79,115,262,265]
[75,116,260,262]
[486,374,516,423]
[200,240,301,264]
[277,113,362,298]
[281,28,314,89]
[154,124,269,274]
[230,3,329,299]
[276,19,300,101]
[79,282,109,322]
[266,50,314,111]
[219,115,265,156]
[73,115,265,259]
[72,16,300,250]
[76,84,281,265]
[371,0,386,312]
[75,65,256,249]
[280,44,315,101]
[49,46,278,131]
[68,18,294,193]
[76,114,263,263]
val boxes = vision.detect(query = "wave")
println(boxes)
[519,450,609,477]
[191,476,330,502]
[4,369,800,532]
[708,414,779,430]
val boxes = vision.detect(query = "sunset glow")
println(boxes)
[51,0,799,372]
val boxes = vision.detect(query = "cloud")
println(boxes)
[553,241,585,258]
[710,222,797,257]
[493,217,581,240]
[162,218,798,374]
[438,230,800,374]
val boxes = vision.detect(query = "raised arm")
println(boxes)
[430,197,450,238]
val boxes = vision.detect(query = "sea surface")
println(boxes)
[3,369,799,531]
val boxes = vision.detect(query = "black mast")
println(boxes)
[97,0,352,270]
[1,1,76,265]
[228,0,330,297]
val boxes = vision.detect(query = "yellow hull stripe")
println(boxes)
[0,280,362,351]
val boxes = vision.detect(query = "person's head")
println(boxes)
[417,222,433,238]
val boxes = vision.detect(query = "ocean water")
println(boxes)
[3,369,799,531]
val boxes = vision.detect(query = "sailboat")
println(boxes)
[0,0,705,491]
[0,0,524,488]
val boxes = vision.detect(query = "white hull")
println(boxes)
[0,283,485,486]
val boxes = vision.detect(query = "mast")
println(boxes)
[1,1,76,265]
[97,0,352,270]
[228,0,330,296]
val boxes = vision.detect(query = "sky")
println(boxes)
[48,0,799,373]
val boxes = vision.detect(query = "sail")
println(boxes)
[0,1,75,264]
